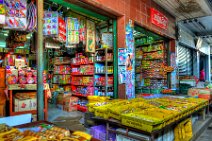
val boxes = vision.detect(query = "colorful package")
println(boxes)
[43,11,58,35]
[4,0,27,30]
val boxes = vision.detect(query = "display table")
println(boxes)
[15,120,100,141]
[92,105,209,141]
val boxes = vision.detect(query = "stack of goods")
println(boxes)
[54,65,71,74]
[6,67,47,85]
[135,36,154,46]
[63,95,78,112]
[53,74,71,84]
[71,76,94,86]
[89,97,208,133]
[14,92,37,112]
[56,92,79,112]
[0,124,92,141]
[188,88,212,100]
[71,65,94,75]
[73,86,94,96]
[135,41,174,95]
[54,57,71,65]
[71,54,94,65]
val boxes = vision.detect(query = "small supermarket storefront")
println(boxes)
[83,0,177,99]
[50,0,177,99]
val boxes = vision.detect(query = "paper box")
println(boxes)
[14,98,30,112]
[30,98,37,110]
[63,96,78,107]
[15,59,26,68]
[6,67,18,85]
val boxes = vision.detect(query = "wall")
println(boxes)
[81,0,176,48]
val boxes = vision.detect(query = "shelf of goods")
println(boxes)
[52,57,71,86]
[88,96,209,141]
[95,48,114,97]
[8,84,48,120]
[70,53,95,112]
[5,66,48,119]
[0,121,98,141]
[135,40,174,94]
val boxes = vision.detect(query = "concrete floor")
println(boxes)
[196,123,212,141]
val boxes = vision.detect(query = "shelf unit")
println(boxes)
[135,40,167,94]
[94,48,114,97]
[8,84,48,120]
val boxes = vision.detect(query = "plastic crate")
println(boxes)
[90,125,116,141]
[142,88,151,94]
[150,89,161,94]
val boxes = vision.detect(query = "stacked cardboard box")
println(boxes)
[14,92,37,112]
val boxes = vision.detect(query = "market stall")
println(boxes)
[87,96,209,141]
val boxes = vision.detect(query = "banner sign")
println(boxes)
[150,8,168,30]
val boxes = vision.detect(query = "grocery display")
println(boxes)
[133,26,175,95]
[0,123,93,141]
[89,96,208,134]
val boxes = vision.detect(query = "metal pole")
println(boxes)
[113,20,118,98]
[36,0,44,120]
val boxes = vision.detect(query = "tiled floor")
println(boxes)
[196,123,212,141]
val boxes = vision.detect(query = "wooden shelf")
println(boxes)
[53,73,71,75]
[71,63,94,66]
[71,73,94,76]
[8,84,37,90]
[71,84,94,86]
[10,110,37,116]
[52,83,71,85]
[72,93,90,98]
[54,62,71,65]
[96,48,113,51]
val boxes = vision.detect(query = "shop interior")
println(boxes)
[0,0,117,121]
[133,25,173,95]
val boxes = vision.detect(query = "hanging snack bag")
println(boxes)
[0,1,6,25]
[4,0,27,30]
[66,17,79,47]
[43,11,58,36]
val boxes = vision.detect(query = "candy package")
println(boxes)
[4,0,27,30]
